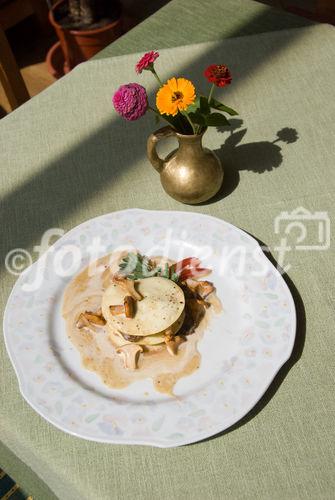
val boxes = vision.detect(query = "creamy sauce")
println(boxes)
[62,252,221,396]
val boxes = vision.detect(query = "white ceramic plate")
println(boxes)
[3,209,296,447]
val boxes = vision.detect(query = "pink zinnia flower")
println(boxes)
[112,83,148,121]
[135,50,159,74]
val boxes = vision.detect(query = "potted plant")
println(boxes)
[47,0,122,75]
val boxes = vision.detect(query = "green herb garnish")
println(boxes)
[118,253,180,282]
[170,272,180,282]
[118,252,154,280]
[161,262,170,279]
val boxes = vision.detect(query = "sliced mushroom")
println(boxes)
[112,275,142,301]
[116,344,143,370]
[76,311,106,328]
[185,279,215,299]
[109,304,125,316]
[76,313,91,329]
[109,295,135,318]
[196,297,211,309]
[84,312,106,325]
[165,335,184,356]
[164,328,174,342]
[124,295,135,318]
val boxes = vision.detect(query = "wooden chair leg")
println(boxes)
[0,26,30,110]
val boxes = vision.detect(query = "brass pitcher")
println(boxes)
[147,126,223,204]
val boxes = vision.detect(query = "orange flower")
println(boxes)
[156,77,196,116]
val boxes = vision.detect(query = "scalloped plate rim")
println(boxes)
[3,209,297,447]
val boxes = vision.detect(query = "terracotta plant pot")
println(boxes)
[49,0,123,73]
[46,41,68,79]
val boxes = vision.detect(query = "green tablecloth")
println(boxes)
[1,1,334,498]
[96,0,314,59]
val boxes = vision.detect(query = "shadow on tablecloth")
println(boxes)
[205,119,299,203]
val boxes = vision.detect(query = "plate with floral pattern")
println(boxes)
[3,209,296,447]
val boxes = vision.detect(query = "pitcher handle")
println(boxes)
[147,126,176,173]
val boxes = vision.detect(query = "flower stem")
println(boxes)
[208,83,215,105]
[184,112,196,135]
[150,68,163,86]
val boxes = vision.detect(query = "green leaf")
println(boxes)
[199,95,210,115]
[188,111,206,126]
[205,112,230,127]
[158,113,178,129]
[186,96,209,119]
[209,98,238,116]
[186,96,200,114]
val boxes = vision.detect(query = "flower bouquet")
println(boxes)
[112,50,238,134]
[112,51,239,204]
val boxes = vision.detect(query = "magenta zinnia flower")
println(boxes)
[135,50,159,74]
[112,83,148,121]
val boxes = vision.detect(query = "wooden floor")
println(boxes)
[0,13,57,117]
[0,16,56,117]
